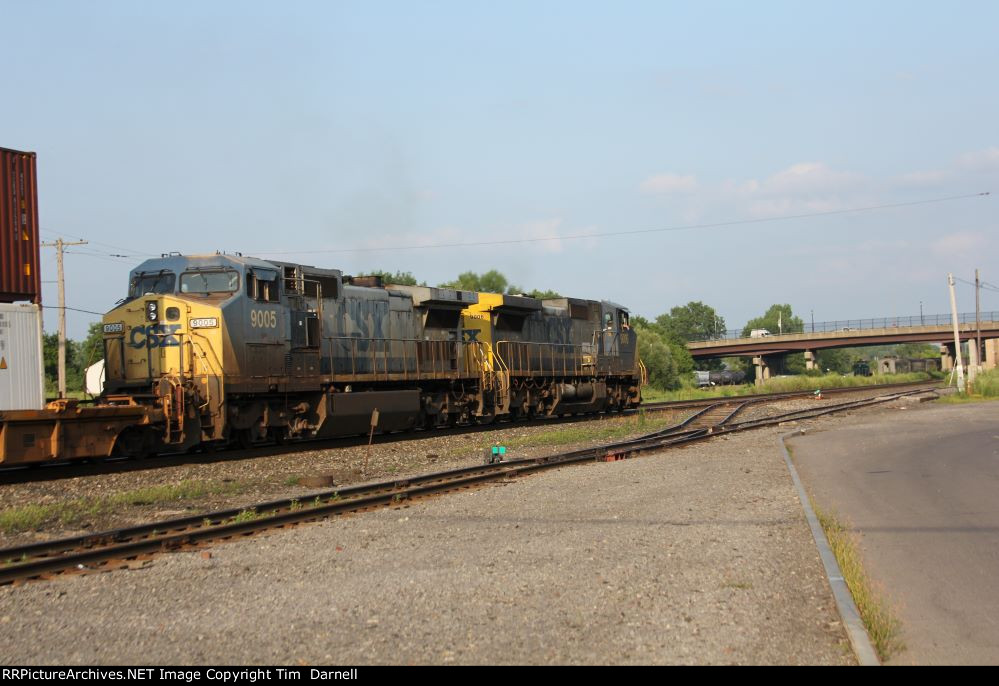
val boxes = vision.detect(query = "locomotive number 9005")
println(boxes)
[250,310,277,328]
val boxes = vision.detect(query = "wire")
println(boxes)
[39,229,155,258]
[955,277,999,293]
[249,191,991,255]
[63,250,133,264]
[45,306,106,316]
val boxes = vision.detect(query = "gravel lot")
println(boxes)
[0,413,869,665]
[0,410,692,546]
[0,384,933,549]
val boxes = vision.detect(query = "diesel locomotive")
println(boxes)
[0,253,643,464]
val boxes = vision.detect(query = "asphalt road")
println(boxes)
[789,401,999,665]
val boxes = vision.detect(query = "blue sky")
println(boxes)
[3,1,997,339]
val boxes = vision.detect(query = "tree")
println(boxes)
[741,304,804,338]
[42,331,84,394]
[523,288,561,300]
[633,320,694,390]
[634,323,680,390]
[816,348,855,374]
[440,269,512,294]
[658,301,727,371]
[78,322,105,368]
[895,343,938,359]
[358,270,422,286]
[657,301,726,342]
[742,304,806,376]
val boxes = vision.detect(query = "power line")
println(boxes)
[40,228,154,258]
[45,305,107,316]
[250,190,991,256]
[956,276,999,293]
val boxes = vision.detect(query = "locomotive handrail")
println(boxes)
[495,341,589,377]
[323,335,481,382]
[188,333,225,418]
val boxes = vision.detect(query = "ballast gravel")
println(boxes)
[0,422,858,665]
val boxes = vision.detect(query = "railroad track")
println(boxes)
[0,379,936,484]
[0,383,938,586]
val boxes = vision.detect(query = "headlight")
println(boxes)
[103,322,124,334]
[190,317,219,329]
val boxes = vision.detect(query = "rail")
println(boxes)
[0,385,936,586]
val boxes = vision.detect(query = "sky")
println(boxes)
[2,0,997,340]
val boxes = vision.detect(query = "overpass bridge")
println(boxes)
[687,311,999,385]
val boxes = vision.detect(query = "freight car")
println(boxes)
[0,254,643,464]
[694,369,747,387]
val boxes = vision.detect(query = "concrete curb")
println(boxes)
[779,430,880,666]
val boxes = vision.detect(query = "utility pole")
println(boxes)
[947,273,966,393]
[975,268,982,376]
[41,238,87,398]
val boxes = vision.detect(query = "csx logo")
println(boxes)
[129,324,181,349]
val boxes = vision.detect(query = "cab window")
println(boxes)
[246,269,280,302]
[129,271,175,297]
[180,270,239,294]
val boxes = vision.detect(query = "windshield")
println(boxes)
[180,270,240,294]
[129,271,175,297]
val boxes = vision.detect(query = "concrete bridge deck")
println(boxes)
[688,320,999,385]
[688,322,999,358]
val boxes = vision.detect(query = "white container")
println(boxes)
[0,303,45,410]
[85,359,105,396]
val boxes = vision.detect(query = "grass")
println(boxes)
[229,508,259,523]
[501,410,671,450]
[816,508,905,662]
[932,369,999,403]
[642,372,931,402]
[0,479,248,535]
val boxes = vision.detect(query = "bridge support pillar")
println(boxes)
[804,350,817,371]
[941,344,955,372]
[752,356,771,387]
[969,340,980,372]
[985,340,998,371]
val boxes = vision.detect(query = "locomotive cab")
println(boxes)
[101,256,242,451]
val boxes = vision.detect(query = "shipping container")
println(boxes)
[1,147,41,304]
[0,303,45,410]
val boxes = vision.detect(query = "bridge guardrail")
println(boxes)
[688,311,999,342]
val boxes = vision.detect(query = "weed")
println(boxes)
[0,480,249,535]
[817,508,905,661]
[644,372,931,402]
[229,509,259,523]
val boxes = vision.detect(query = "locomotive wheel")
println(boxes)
[235,429,253,450]
[113,427,157,459]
